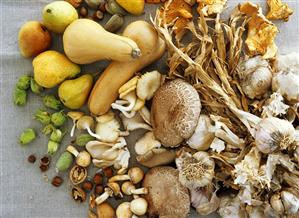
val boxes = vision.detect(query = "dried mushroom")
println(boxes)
[266,0,293,21]
[151,79,201,147]
[142,166,190,218]
[160,0,192,39]
[196,0,227,16]
[239,2,278,59]
[136,147,176,168]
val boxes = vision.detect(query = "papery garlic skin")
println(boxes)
[262,92,289,118]
[218,195,245,218]
[187,115,214,150]
[276,53,299,72]
[281,191,299,215]
[270,193,284,215]
[176,151,215,190]
[239,56,272,99]
[272,69,299,103]
[255,117,296,154]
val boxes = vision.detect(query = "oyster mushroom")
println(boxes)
[120,112,152,132]
[136,148,176,168]
[136,70,162,100]
[95,111,128,143]
[135,132,161,156]
[142,166,190,218]
[151,79,201,147]
[111,91,137,118]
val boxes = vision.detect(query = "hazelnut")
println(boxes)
[93,173,103,185]
[40,155,51,166]
[27,154,36,163]
[79,6,88,18]
[51,176,63,187]
[103,167,113,178]
[94,185,104,195]
[39,164,49,172]
[82,180,94,192]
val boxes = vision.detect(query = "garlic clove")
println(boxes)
[120,112,152,132]
[187,115,214,151]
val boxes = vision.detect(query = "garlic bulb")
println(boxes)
[239,56,272,99]
[276,53,299,72]
[272,69,299,103]
[281,190,299,214]
[187,115,214,151]
[255,117,296,154]
[176,151,215,190]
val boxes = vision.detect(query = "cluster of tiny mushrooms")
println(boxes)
[52,0,299,217]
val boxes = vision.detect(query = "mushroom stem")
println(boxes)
[120,110,136,118]
[86,127,102,140]
[109,174,130,183]
[119,130,130,136]
[66,145,79,157]
[70,123,76,137]
[95,188,113,205]
[131,187,148,195]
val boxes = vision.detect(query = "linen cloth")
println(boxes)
[0,0,298,217]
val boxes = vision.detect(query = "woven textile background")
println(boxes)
[0,0,298,217]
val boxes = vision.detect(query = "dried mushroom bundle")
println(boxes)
[152,0,299,217]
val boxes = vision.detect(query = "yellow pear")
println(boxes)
[58,74,93,109]
[33,50,80,88]
[115,0,144,16]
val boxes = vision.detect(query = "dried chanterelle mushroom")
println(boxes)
[142,166,190,218]
[151,79,201,147]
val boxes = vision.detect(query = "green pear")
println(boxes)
[42,1,78,33]
[58,74,93,109]
[33,50,80,88]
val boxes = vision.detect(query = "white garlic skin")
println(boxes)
[270,193,284,215]
[276,53,299,72]
[272,69,299,103]
[240,56,272,99]
[187,115,214,151]
[255,117,296,154]
[281,191,299,215]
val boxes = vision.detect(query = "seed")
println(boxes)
[40,155,51,166]
[51,176,63,187]
[27,154,36,163]
[94,185,104,195]
[39,164,49,172]
[79,6,88,18]
[103,167,113,178]
[82,180,94,192]
[93,173,103,185]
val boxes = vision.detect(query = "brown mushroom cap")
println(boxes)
[142,166,190,218]
[151,79,201,147]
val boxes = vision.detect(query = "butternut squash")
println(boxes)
[62,19,141,64]
[88,21,166,115]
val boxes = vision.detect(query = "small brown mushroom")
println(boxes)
[151,79,201,147]
[97,202,115,218]
[121,181,148,195]
[142,166,190,218]
[95,182,122,205]
[109,167,144,184]
[116,202,133,218]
